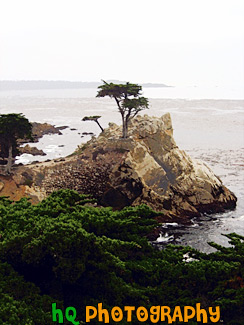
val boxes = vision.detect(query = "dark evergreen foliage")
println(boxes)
[0,190,243,324]
[0,113,32,173]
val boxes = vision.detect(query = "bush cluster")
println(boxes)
[0,190,244,324]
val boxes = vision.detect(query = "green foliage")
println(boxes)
[0,113,32,172]
[97,81,142,99]
[122,97,149,111]
[0,261,55,324]
[0,113,32,157]
[96,81,149,138]
[82,116,101,121]
[0,189,244,323]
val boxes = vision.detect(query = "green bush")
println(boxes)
[0,189,244,323]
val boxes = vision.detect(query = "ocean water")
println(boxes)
[0,86,243,252]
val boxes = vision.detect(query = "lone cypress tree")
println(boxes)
[0,113,32,173]
[96,81,149,138]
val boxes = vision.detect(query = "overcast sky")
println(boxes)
[0,0,243,86]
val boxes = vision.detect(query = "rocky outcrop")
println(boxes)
[0,114,237,222]
[79,114,236,220]
[30,122,68,142]
[0,173,40,203]
[19,144,46,156]
[17,122,68,145]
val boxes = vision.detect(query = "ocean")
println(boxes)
[0,85,243,252]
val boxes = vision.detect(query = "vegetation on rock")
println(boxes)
[0,113,32,174]
[0,189,244,324]
[96,81,149,138]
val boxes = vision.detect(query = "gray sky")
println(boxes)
[0,0,244,86]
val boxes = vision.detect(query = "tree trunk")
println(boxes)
[5,144,13,174]
[95,120,104,132]
[122,118,128,138]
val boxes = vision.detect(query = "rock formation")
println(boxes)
[19,144,46,156]
[0,114,237,222]
[24,122,67,143]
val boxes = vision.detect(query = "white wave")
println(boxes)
[156,233,174,243]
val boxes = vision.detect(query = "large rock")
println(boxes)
[0,114,237,222]
[90,114,236,220]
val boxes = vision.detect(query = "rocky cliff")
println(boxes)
[0,114,237,222]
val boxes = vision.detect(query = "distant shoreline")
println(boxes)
[0,80,172,91]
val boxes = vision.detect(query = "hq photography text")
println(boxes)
[52,303,220,323]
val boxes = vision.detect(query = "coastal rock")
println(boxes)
[31,122,66,141]
[0,113,237,221]
[18,122,68,144]
[19,144,46,156]
[89,114,236,219]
